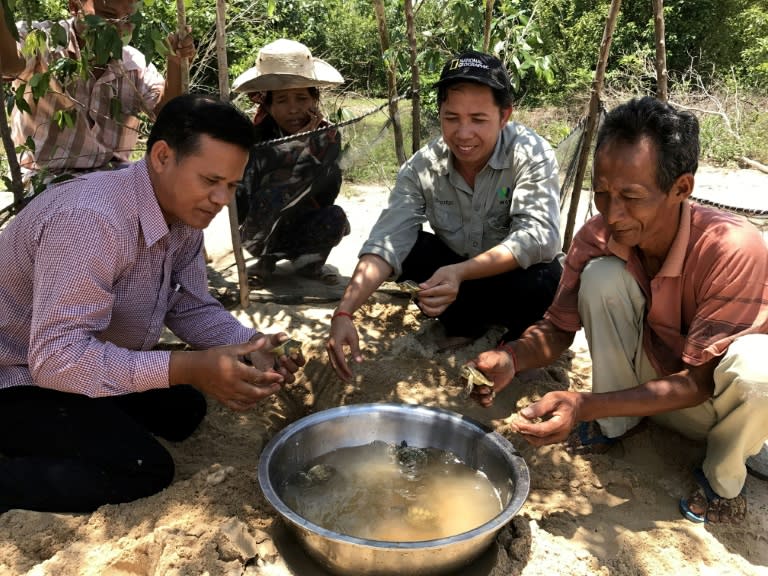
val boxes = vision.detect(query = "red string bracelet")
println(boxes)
[496,341,518,375]
[332,310,354,321]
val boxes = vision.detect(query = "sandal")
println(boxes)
[566,421,619,455]
[679,468,747,524]
[296,262,340,286]
[247,256,277,287]
[746,442,768,481]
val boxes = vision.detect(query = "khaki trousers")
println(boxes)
[578,256,768,498]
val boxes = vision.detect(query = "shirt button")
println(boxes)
[473,242,478,247]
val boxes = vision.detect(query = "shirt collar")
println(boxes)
[486,124,509,171]
[657,200,691,277]
[133,158,170,247]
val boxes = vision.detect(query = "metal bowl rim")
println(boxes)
[258,402,530,550]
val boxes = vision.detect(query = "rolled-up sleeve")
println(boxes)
[358,161,428,278]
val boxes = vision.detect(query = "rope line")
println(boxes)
[690,195,768,218]
[250,92,411,150]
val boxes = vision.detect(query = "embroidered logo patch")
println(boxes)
[497,187,511,200]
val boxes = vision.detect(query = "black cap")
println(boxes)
[434,50,511,92]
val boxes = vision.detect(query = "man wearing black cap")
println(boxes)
[327,50,562,380]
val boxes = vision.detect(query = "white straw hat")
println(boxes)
[232,38,344,93]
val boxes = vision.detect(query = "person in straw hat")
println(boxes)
[232,38,349,286]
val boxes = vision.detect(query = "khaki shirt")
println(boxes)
[360,122,561,277]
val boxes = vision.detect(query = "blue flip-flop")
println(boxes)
[566,421,619,455]
[679,468,716,523]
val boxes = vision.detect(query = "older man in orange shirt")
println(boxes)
[467,96,768,525]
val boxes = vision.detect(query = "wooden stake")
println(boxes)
[561,0,622,251]
[652,0,668,102]
[175,0,189,91]
[215,0,250,309]
[404,0,420,153]
[373,0,406,166]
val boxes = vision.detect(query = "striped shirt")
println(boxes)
[546,201,768,376]
[10,18,164,175]
[0,159,258,396]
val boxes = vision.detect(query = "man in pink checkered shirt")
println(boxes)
[0,95,305,514]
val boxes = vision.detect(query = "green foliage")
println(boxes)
[411,1,556,97]
[534,0,768,103]
[698,106,768,166]
[698,115,744,166]
[731,4,768,90]
[3,0,767,190]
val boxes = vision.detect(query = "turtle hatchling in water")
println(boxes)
[405,505,437,527]
[391,440,429,479]
[294,463,337,487]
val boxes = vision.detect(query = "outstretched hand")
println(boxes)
[326,314,363,382]
[508,390,582,446]
[171,334,305,412]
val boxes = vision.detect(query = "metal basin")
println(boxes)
[258,403,530,576]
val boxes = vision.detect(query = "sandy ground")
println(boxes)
[1,167,767,576]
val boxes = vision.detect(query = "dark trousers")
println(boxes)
[0,385,206,514]
[399,231,563,342]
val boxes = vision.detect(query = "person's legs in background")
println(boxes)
[400,231,562,344]
[269,206,350,284]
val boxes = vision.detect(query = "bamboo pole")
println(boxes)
[652,0,668,102]
[561,0,622,251]
[373,0,406,165]
[214,0,250,309]
[404,0,420,153]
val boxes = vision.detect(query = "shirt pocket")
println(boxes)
[430,203,463,234]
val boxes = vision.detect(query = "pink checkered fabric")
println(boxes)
[0,160,258,396]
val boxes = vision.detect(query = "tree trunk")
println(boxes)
[215,0,250,309]
[404,0,420,153]
[562,0,622,251]
[483,0,495,53]
[652,0,668,102]
[0,83,24,205]
[373,0,406,166]
[176,0,190,92]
